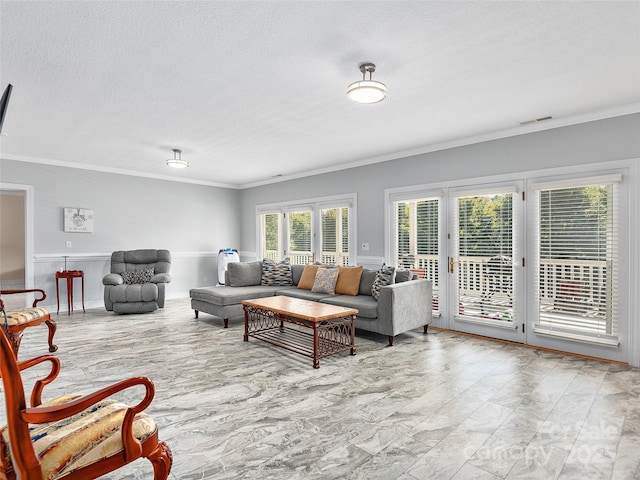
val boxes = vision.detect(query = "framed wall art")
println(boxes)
[64,207,94,233]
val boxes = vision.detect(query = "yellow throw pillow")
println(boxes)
[334,265,364,296]
[298,264,323,290]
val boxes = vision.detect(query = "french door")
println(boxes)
[388,168,629,361]
[448,183,525,342]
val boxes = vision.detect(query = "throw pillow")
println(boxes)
[395,269,412,283]
[358,269,377,296]
[228,261,262,287]
[121,268,154,285]
[261,258,293,286]
[371,264,395,300]
[334,265,363,296]
[311,267,339,294]
[298,264,324,290]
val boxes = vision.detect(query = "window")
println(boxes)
[532,175,621,346]
[257,195,355,265]
[321,207,350,266]
[260,212,282,261]
[393,196,440,313]
[287,210,312,264]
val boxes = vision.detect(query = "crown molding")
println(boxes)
[3,104,638,190]
[238,103,640,189]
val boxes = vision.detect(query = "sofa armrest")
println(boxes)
[151,273,171,284]
[103,273,123,286]
[377,279,432,335]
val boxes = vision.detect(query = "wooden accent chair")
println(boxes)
[0,289,57,357]
[0,330,173,479]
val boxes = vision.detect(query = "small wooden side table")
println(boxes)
[55,270,85,315]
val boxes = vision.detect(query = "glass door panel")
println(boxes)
[449,185,524,342]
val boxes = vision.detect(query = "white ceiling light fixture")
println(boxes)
[166,148,188,168]
[347,63,387,104]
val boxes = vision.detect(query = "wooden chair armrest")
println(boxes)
[22,376,156,461]
[0,289,47,308]
[16,355,61,407]
[23,376,155,423]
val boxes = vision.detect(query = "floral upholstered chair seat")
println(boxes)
[0,289,57,356]
[4,307,49,325]
[0,395,158,479]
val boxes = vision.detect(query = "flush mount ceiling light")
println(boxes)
[166,148,188,168]
[347,63,387,104]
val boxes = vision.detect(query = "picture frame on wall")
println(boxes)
[64,207,94,233]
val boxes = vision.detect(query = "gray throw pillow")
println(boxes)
[358,269,377,296]
[228,261,262,286]
[395,269,412,283]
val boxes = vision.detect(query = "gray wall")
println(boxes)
[1,113,638,312]
[0,160,241,308]
[240,114,640,257]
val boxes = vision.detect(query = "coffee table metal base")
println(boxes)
[243,303,356,369]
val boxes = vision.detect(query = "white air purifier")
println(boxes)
[217,248,239,285]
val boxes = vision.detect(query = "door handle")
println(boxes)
[449,257,457,274]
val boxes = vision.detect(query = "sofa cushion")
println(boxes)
[291,264,304,286]
[372,264,395,300]
[110,283,158,303]
[190,285,287,307]
[358,269,377,296]
[395,269,413,283]
[261,258,293,286]
[297,264,322,290]
[311,267,339,294]
[320,295,378,319]
[335,266,363,296]
[228,261,262,287]
[102,273,123,286]
[111,249,171,275]
[121,268,154,285]
[277,289,334,302]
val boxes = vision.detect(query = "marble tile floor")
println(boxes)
[3,297,639,479]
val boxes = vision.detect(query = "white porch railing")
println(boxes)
[401,254,608,319]
[263,250,349,266]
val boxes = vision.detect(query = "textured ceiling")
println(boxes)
[1,1,639,188]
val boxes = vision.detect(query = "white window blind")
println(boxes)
[533,179,620,346]
[321,207,350,266]
[394,197,440,313]
[260,212,281,261]
[258,194,355,266]
[287,210,312,264]
[456,192,515,323]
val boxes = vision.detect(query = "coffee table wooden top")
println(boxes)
[242,296,358,321]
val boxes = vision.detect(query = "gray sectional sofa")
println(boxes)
[189,261,432,346]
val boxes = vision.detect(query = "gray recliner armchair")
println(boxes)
[103,249,171,314]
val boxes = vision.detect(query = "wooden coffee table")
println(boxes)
[242,296,357,369]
